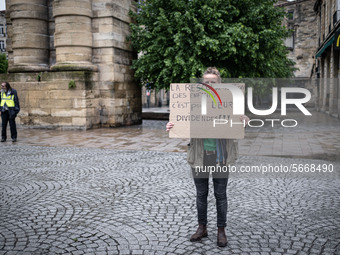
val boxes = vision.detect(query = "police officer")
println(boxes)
[0,82,20,142]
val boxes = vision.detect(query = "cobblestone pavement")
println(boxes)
[0,144,339,255]
[1,110,340,254]
[9,111,340,161]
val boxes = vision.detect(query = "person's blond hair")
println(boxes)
[203,67,221,82]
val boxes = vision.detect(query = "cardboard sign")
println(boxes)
[169,83,245,139]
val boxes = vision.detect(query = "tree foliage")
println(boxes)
[129,0,295,90]
[0,53,8,74]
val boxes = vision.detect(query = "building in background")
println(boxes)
[0,10,7,57]
[277,0,318,78]
[2,0,141,129]
[314,0,340,118]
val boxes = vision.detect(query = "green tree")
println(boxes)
[0,53,8,74]
[129,0,294,90]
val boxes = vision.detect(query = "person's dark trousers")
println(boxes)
[1,111,17,140]
[192,153,229,227]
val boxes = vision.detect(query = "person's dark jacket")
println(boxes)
[0,88,20,118]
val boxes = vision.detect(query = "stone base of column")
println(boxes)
[8,65,50,73]
[51,62,98,72]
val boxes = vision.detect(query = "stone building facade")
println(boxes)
[1,0,142,129]
[314,0,340,118]
[0,10,6,56]
[277,0,318,78]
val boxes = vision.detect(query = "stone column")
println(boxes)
[8,0,50,72]
[322,56,329,112]
[321,59,325,111]
[92,0,141,127]
[52,0,97,71]
[329,45,335,115]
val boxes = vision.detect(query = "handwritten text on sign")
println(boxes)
[169,83,245,139]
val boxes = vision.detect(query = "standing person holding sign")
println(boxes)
[166,67,248,247]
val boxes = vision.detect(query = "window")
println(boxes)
[288,10,294,20]
[0,25,3,36]
[284,32,294,50]
[319,8,321,46]
[329,1,332,32]
[137,0,145,14]
[322,4,325,37]
[0,40,5,51]
[334,0,340,25]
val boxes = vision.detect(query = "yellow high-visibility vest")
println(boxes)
[0,92,15,107]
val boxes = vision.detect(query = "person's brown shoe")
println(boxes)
[190,224,208,242]
[217,227,227,247]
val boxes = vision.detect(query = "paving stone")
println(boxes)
[0,114,339,254]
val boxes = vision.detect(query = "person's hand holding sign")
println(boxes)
[166,122,174,132]
[239,115,250,125]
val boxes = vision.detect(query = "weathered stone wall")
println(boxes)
[0,71,100,129]
[280,0,318,78]
[4,0,142,129]
[92,0,141,127]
